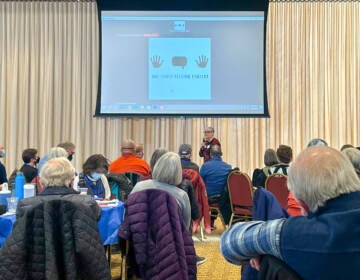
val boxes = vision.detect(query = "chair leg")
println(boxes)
[200,221,205,241]
[229,213,234,227]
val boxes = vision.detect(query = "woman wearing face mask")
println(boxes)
[80,154,111,200]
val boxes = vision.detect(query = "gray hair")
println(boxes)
[57,141,75,152]
[342,148,360,177]
[210,145,222,158]
[40,157,75,188]
[288,146,360,213]
[307,138,328,148]
[48,147,68,160]
[150,148,168,171]
[152,152,182,186]
[264,149,279,166]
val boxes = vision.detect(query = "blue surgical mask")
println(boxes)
[91,172,102,181]
[1,149,5,158]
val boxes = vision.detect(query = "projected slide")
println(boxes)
[97,10,267,116]
[149,38,211,100]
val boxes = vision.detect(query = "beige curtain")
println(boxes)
[0,1,359,177]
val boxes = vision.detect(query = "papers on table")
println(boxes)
[96,199,119,207]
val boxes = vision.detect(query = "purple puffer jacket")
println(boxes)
[119,189,197,280]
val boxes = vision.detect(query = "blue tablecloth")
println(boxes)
[98,202,125,245]
[0,201,124,248]
[0,213,16,247]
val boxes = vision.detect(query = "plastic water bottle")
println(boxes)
[14,172,25,200]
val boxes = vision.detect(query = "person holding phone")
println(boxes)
[199,126,221,163]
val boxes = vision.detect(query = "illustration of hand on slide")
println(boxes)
[150,55,163,68]
[195,55,208,68]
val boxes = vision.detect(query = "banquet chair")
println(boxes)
[124,172,141,186]
[227,170,253,226]
[265,174,289,209]
[208,197,227,230]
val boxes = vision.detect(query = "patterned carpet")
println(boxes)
[110,218,241,279]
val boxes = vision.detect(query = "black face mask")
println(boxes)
[68,154,73,161]
[35,157,40,164]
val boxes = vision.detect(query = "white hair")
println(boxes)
[288,146,360,212]
[48,147,68,160]
[152,152,182,186]
[342,148,360,177]
[40,158,75,188]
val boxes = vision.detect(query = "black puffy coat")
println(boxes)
[0,187,111,280]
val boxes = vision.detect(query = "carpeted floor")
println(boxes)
[110,218,241,279]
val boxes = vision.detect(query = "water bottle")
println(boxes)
[14,172,25,200]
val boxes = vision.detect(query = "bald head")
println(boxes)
[121,139,136,155]
[288,146,360,213]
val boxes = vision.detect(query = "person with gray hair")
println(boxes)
[0,157,111,279]
[39,157,76,190]
[221,146,360,279]
[252,148,279,187]
[149,148,168,171]
[199,126,221,162]
[48,147,68,160]
[306,138,328,147]
[341,147,360,178]
[38,141,76,172]
[131,152,191,228]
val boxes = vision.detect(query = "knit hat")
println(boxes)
[276,145,293,164]
[179,144,192,157]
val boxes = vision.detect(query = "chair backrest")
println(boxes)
[265,174,289,209]
[125,172,141,186]
[227,170,253,209]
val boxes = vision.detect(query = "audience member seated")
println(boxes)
[252,148,279,187]
[135,143,144,159]
[342,147,360,178]
[221,146,360,280]
[145,148,205,265]
[268,145,292,175]
[0,157,111,279]
[0,144,7,186]
[20,148,39,183]
[109,139,150,177]
[200,145,232,228]
[38,141,76,172]
[131,151,191,229]
[306,137,328,147]
[179,144,200,172]
[79,154,111,200]
[341,143,354,151]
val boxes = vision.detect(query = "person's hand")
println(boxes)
[151,55,163,68]
[249,257,261,271]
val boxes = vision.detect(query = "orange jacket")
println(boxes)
[109,154,150,177]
